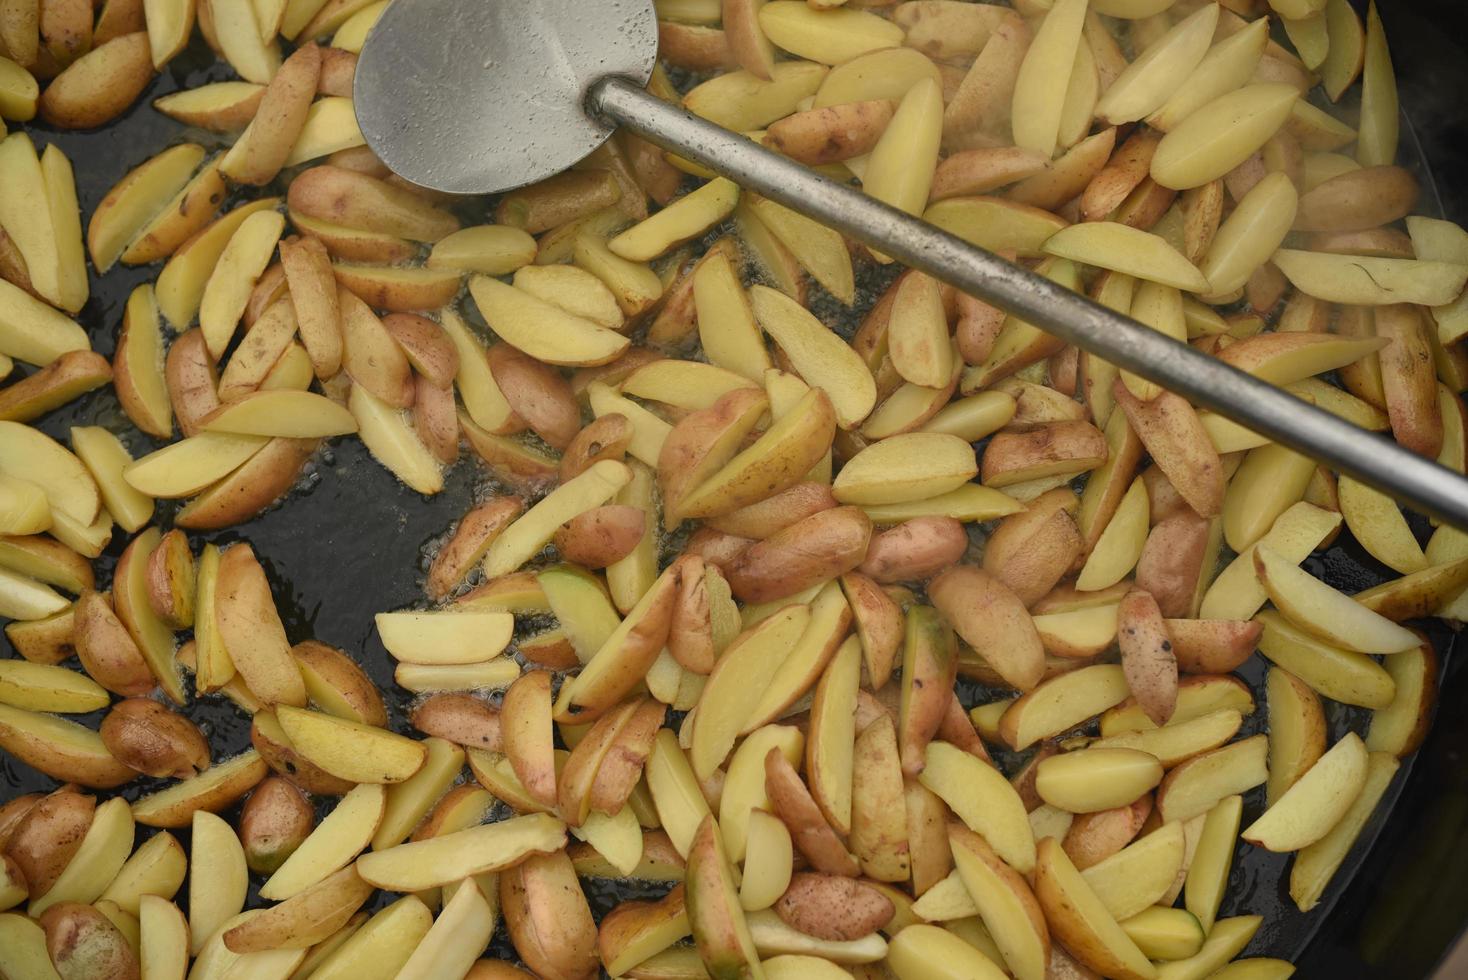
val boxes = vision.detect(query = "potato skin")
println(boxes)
[5,790,95,898]
[0,793,44,852]
[73,590,155,697]
[554,505,646,569]
[859,516,968,583]
[726,506,873,603]
[99,698,210,778]
[40,901,140,980]
[408,693,503,750]
[560,414,633,482]
[292,640,389,728]
[488,343,582,450]
[773,872,894,941]
[706,482,838,540]
[501,849,599,980]
[238,776,314,874]
[38,32,153,129]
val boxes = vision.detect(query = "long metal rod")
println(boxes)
[589,75,1468,531]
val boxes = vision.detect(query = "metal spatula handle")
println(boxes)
[590,75,1468,531]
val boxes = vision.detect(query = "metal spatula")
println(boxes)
[353,0,1468,528]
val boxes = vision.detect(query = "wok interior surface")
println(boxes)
[3,1,1468,975]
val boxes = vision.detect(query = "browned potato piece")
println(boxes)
[1118,590,1177,727]
[981,421,1108,488]
[726,506,873,603]
[487,342,582,450]
[73,590,155,697]
[860,516,969,584]
[280,235,344,379]
[930,564,1045,692]
[1167,619,1262,674]
[764,749,860,877]
[413,374,461,465]
[164,328,221,437]
[983,489,1083,606]
[774,872,894,941]
[39,32,153,128]
[501,849,600,980]
[39,901,140,980]
[1134,512,1212,618]
[223,44,321,186]
[554,505,647,569]
[99,698,209,778]
[1113,384,1224,518]
[317,47,357,96]
[145,528,196,629]
[764,100,897,165]
[238,775,314,874]
[6,789,94,898]
[409,693,503,751]
[0,794,44,852]
[427,498,526,600]
[560,414,633,482]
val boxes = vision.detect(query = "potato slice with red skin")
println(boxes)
[1134,513,1213,618]
[1167,619,1261,674]
[726,506,873,603]
[554,563,680,724]
[502,671,558,809]
[849,713,910,883]
[590,698,667,817]
[659,387,771,523]
[502,849,600,980]
[669,554,716,675]
[338,284,413,409]
[708,483,838,540]
[676,388,838,521]
[561,415,633,483]
[1112,383,1223,518]
[1063,797,1152,872]
[860,517,969,585]
[409,693,502,752]
[764,749,860,877]
[930,565,1046,692]
[1118,590,1177,727]
[1374,304,1443,458]
[774,872,894,942]
[487,342,581,450]
[897,606,958,777]
[983,489,1083,607]
[555,505,646,569]
[839,572,902,691]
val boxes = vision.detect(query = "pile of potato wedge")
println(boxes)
[2,0,1468,977]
